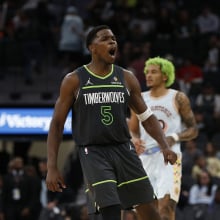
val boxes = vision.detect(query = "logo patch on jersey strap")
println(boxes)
[111,76,122,85]
[85,78,94,86]
[175,187,179,195]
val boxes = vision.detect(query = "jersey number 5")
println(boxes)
[101,106,113,125]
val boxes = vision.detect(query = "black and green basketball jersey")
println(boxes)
[72,64,131,145]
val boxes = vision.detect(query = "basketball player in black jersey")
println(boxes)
[46,25,177,220]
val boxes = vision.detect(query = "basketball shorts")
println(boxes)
[78,142,154,214]
[139,148,182,202]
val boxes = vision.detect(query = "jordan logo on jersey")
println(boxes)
[85,78,94,86]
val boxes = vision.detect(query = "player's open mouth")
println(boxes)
[109,48,116,57]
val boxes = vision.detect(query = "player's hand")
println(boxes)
[131,137,146,155]
[161,148,177,165]
[46,167,66,192]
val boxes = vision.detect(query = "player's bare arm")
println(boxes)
[47,72,79,167]
[46,71,79,192]
[128,109,140,138]
[124,70,177,164]
[176,91,198,140]
[167,91,198,145]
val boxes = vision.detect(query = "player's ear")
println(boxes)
[163,75,168,83]
[88,44,95,53]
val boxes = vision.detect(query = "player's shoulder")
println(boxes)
[64,70,79,80]
[119,66,137,81]
[174,89,190,105]
[174,89,188,98]
[61,69,80,89]
[118,66,133,75]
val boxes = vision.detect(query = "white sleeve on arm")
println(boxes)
[136,108,153,122]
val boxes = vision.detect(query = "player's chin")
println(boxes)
[107,54,116,63]
[146,83,153,88]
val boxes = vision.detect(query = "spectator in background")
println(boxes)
[128,42,151,91]
[182,140,204,176]
[176,57,203,97]
[195,83,220,138]
[191,154,209,179]
[1,157,40,220]
[203,34,220,74]
[38,158,75,220]
[128,23,146,47]
[128,7,156,41]
[34,1,54,47]
[23,164,42,220]
[193,107,208,135]
[204,142,220,180]
[188,170,218,206]
[195,5,220,36]
[86,0,111,25]
[116,41,133,68]
[174,8,196,39]
[195,4,220,64]
[153,7,175,56]
[82,19,94,63]
[173,8,197,61]
[12,9,44,84]
[38,158,48,209]
[12,141,31,165]
[155,6,175,40]
[187,170,218,220]
[58,6,84,74]
[203,34,220,94]
[207,185,220,220]
[38,158,63,220]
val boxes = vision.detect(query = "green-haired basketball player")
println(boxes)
[129,57,198,220]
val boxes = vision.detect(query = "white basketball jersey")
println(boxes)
[140,89,182,153]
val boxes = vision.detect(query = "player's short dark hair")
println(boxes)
[86,25,110,49]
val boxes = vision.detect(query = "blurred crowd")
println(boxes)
[0,145,86,220]
[1,0,220,219]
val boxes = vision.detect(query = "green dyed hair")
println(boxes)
[144,56,175,87]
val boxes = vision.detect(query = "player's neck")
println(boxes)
[150,86,168,97]
[87,62,113,77]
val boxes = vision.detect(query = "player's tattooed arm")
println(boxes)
[175,91,198,141]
